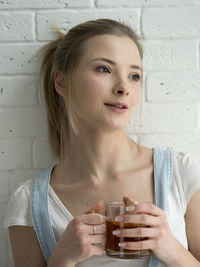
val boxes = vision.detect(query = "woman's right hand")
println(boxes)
[48,201,106,267]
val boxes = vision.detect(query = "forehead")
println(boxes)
[79,34,142,67]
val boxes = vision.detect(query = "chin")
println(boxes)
[104,122,128,131]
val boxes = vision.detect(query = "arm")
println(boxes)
[179,187,200,265]
[167,187,200,267]
[9,202,106,267]
[9,226,75,267]
[9,226,47,267]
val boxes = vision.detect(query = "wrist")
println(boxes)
[48,259,75,267]
[166,241,186,267]
[48,246,76,267]
[166,243,200,267]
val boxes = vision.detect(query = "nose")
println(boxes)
[112,78,130,96]
[113,86,129,96]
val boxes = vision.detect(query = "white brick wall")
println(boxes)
[1,1,200,266]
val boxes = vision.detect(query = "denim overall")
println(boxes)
[30,148,172,267]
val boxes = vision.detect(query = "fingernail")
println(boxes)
[112,230,120,235]
[119,243,127,247]
[115,216,124,222]
[125,205,135,212]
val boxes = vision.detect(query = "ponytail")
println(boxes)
[36,28,68,160]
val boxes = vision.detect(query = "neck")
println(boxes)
[57,128,140,185]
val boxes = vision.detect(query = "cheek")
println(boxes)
[76,76,107,103]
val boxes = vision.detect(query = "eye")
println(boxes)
[129,74,141,81]
[96,66,111,73]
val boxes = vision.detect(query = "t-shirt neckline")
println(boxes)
[48,147,156,218]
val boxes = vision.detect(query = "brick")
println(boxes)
[0,139,31,170]
[143,40,197,71]
[128,103,197,134]
[62,0,91,7]
[37,11,96,40]
[0,12,34,41]
[197,103,200,130]
[0,44,43,74]
[0,107,48,138]
[0,204,8,240]
[96,0,198,7]
[0,0,91,9]
[0,240,8,266]
[37,9,140,40]
[146,71,200,102]
[33,138,57,169]
[143,8,200,38]
[137,133,200,158]
[0,173,9,203]
[0,76,38,106]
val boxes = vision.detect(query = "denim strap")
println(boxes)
[149,148,172,267]
[30,165,56,262]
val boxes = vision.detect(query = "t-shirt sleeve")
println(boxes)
[3,179,34,228]
[176,151,200,205]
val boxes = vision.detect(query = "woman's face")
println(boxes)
[73,34,142,132]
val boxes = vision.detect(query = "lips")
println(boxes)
[104,102,128,109]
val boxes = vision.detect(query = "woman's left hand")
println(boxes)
[113,202,182,265]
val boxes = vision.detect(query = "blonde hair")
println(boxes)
[36,19,143,161]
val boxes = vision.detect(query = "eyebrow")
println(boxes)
[92,57,142,71]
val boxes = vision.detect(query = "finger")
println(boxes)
[118,239,153,250]
[78,213,105,225]
[123,196,138,206]
[126,203,165,217]
[85,201,104,214]
[116,213,159,226]
[113,227,156,238]
[89,234,106,244]
[85,223,106,235]
[90,244,105,256]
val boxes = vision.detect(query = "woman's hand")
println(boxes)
[48,201,106,267]
[113,201,182,265]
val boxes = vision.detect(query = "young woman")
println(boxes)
[4,19,200,267]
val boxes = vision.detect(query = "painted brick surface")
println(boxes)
[146,72,200,102]
[131,103,197,134]
[37,9,140,40]
[0,240,8,266]
[0,139,31,170]
[33,138,57,169]
[1,1,200,266]
[97,0,198,7]
[0,12,35,41]
[0,0,91,9]
[143,8,200,38]
[143,40,197,71]
[138,133,200,155]
[0,44,42,74]
[0,76,38,106]
[0,107,48,138]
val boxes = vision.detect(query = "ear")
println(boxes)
[54,71,65,96]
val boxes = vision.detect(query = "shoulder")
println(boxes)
[171,149,200,177]
[170,149,200,204]
[4,178,34,228]
[13,178,34,198]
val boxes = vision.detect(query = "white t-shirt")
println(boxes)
[4,150,200,267]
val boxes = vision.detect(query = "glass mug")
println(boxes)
[104,201,152,259]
